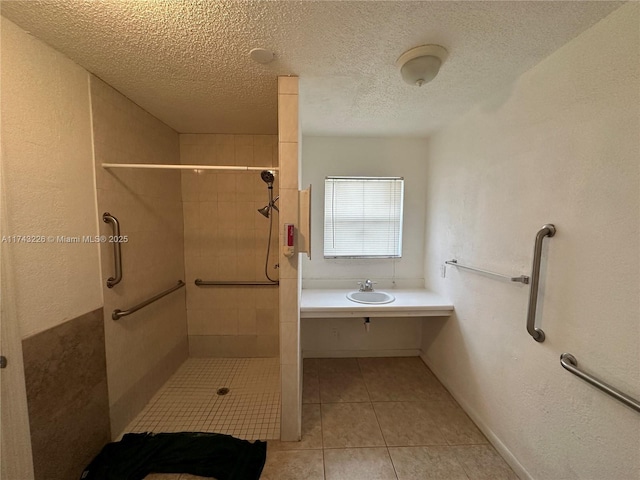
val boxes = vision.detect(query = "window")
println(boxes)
[324,176,404,258]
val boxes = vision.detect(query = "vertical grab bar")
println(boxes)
[102,212,122,288]
[526,224,556,342]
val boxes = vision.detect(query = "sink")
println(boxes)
[346,291,395,304]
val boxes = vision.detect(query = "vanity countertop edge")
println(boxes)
[300,288,454,318]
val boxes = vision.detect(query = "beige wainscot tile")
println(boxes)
[321,402,385,448]
[268,403,322,451]
[373,402,447,446]
[389,446,468,480]
[452,444,518,480]
[324,447,397,480]
[260,449,323,480]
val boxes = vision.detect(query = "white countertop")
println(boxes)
[300,288,454,318]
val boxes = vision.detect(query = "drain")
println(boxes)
[216,387,230,396]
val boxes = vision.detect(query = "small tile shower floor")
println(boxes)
[145,356,519,480]
[126,357,280,441]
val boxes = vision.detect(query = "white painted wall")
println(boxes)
[1,17,103,338]
[421,4,639,480]
[301,136,428,288]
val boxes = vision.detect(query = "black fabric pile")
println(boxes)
[80,432,267,480]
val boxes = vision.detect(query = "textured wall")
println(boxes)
[0,16,103,339]
[421,4,639,479]
[91,76,188,437]
[301,136,429,286]
[180,134,279,357]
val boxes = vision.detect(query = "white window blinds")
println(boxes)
[324,177,404,258]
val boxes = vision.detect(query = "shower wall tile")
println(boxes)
[90,75,188,437]
[278,76,301,441]
[180,133,279,357]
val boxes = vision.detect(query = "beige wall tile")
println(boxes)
[281,363,301,441]
[279,142,299,189]
[238,308,258,335]
[278,93,299,143]
[280,322,300,366]
[278,76,299,95]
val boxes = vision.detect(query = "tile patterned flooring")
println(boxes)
[145,356,519,480]
[127,357,280,440]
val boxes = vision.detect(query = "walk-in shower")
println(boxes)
[258,170,279,283]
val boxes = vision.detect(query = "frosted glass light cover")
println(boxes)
[400,55,442,86]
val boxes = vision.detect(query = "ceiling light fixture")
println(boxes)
[396,44,448,87]
[250,48,275,64]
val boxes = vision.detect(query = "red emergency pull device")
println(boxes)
[286,224,294,247]
[284,223,295,257]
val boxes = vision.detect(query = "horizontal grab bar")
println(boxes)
[560,353,640,413]
[112,280,185,320]
[195,279,279,286]
[445,260,530,284]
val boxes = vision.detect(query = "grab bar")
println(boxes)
[195,279,279,286]
[526,224,556,342]
[445,260,529,284]
[112,280,185,320]
[102,212,122,288]
[560,353,640,413]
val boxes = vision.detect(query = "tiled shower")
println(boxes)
[91,76,284,441]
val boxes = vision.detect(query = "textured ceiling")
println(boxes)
[0,1,624,136]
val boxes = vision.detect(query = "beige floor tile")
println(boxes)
[321,402,385,448]
[304,358,319,374]
[318,357,363,375]
[373,402,447,446]
[427,401,487,445]
[260,449,324,480]
[268,404,322,451]
[319,371,370,403]
[303,369,320,404]
[453,444,518,480]
[324,447,398,480]
[359,358,451,402]
[389,446,468,480]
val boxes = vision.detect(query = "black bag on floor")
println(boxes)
[80,432,267,480]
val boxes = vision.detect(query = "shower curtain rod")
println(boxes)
[102,163,278,172]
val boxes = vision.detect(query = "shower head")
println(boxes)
[261,170,275,187]
[257,196,279,219]
[257,205,271,218]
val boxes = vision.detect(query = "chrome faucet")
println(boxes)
[358,279,375,292]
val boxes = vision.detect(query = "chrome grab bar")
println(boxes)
[195,279,279,286]
[561,353,640,413]
[445,260,529,284]
[526,224,556,342]
[102,212,122,288]
[112,280,185,320]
